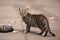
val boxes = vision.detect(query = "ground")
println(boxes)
[0,0,60,40]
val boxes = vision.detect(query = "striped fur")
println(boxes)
[19,8,55,37]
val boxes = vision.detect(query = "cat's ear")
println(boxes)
[19,8,20,11]
[26,8,28,11]
[25,6,30,11]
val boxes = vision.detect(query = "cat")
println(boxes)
[19,8,55,37]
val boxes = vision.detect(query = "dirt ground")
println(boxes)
[0,0,60,40]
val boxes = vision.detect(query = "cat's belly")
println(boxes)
[30,22,38,27]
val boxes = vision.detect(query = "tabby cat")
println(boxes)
[19,8,55,37]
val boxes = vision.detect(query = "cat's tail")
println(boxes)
[47,19,56,37]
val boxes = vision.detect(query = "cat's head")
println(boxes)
[19,8,28,17]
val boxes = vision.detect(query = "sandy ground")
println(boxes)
[0,0,60,40]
